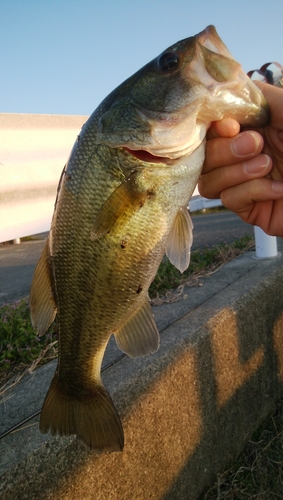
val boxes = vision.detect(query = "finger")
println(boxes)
[204,130,264,172]
[206,118,240,140]
[220,178,283,236]
[199,154,272,199]
[221,177,283,213]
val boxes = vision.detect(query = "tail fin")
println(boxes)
[39,374,124,453]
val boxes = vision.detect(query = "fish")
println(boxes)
[30,25,269,453]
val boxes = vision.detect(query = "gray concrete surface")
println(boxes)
[1,238,283,499]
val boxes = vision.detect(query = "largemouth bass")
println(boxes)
[30,25,269,453]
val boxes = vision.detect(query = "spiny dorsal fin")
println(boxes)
[114,299,159,357]
[90,174,147,240]
[30,238,57,336]
[166,206,193,273]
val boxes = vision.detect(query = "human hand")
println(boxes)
[199,82,283,236]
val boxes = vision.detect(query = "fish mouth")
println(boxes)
[124,148,175,164]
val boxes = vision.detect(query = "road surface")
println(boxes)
[191,210,254,250]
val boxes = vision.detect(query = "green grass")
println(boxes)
[204,397,283,499]
[0,299,57,384]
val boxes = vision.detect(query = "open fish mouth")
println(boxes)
[98,25,269,161]
[188,25,270,126]
[124,148,179,164]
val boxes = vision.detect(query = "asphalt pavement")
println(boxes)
[0,211,255,306]
[191,210,254,250]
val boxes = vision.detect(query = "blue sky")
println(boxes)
[1,0,283,116]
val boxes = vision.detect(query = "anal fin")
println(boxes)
[166,206,193,273]
[114,299,160,357]
[30,237,57,336]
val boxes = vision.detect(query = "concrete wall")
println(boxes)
[1,242,283,499]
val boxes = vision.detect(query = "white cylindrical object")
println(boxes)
[254,226,278,258]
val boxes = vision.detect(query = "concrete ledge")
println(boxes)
[1,241,283,499]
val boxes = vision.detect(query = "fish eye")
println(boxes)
[157,52,180,71]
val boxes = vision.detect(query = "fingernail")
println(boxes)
[272,181,283,194]
[231,131,260,156]
[243,155,271,174]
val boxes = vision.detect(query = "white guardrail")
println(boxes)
[0,113,87,242]
[0,113,278,259]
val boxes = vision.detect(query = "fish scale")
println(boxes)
[30,25,269,452]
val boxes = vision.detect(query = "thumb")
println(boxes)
[206,118,240,140]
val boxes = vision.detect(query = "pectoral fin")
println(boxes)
[30,238,57,336]
[166,206,193,273]
[114,299,159,357]
[91,175,147,240]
